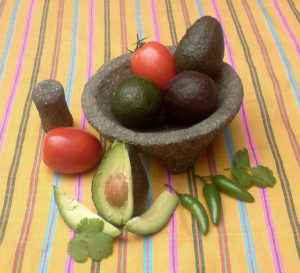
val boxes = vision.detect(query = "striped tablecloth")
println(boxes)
[0,1,299,272]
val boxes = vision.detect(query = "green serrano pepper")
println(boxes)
[195,176,221,225]
[203,175,254,202]
[165,184,209,235]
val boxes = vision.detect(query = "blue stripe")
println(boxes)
[194,2,259,270]
[194,0,205,17]
[255,0,300,107]
[0,0,22,82]
[38,0,79,271]
[134,1,153,271]
[38,173,61,273]
[142,155,153,273]
[134,0,144,40]
[66,0,79,106]
[224,128,258,273]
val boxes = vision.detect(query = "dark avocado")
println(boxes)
[163,71,218,124]
[174,16,224,77]
[92,141,149,226]
[111,75,163,128]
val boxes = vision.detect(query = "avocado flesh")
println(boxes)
[54,186,121,238]
[92,141,148,226]
[124,191,178,235]
[174,16,224,77]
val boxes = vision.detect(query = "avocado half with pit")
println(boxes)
[54,186,121,237]
[92,141,149,226]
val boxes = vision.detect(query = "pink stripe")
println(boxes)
[213,0,284,272]
[259,189,285,273]
[0,0,36,154]
[165,170,179,273]
[65,1,94,269]
[81,0,95,131]
[149,0,160,42]
[242,0,300,166]
[271,0,300,59]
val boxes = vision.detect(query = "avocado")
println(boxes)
[124,191,178,235]
[54,186,121,237]
[92,141,149,226]
[111,75,163,128]
[164,70,218,124]
[174,16,224,77]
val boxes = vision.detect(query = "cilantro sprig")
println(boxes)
[229,148,276,189]
[68,218,113,263]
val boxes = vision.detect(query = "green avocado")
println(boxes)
[92,141,149,226]
[124,191,178,235]
[53,186,121,238]
[174,16,224,77]
[164,70,218,124]
[111,75,162,128]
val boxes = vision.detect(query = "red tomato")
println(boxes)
[43,127,103,174]
[131,41,176,91]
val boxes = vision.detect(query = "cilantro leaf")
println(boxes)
[76,218,104,234]
[68,237,89,263]
[231,167,253,189]
[234,148,250,168]
[67,218,114,263]
[86,232,113,261]
[250,165,276,188]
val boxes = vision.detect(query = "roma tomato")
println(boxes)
[43,127,103,174]
[131,41,176,91]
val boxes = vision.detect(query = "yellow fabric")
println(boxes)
[0,0,299,272]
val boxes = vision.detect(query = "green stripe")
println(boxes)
[14,130,44,272]
[206,145,231,273]
[180,0,190,26]
[0,0,49,245]
[287,0,300,23]
[226,0,300,256]
[50,0,64,79]
[90,261,100,273]
[104,0,111,64]
[242,0,300,181]
[90,2,111,271]
[0,0,6,16]
[165,0,178,46]
[188,170,205,273]
[100,0,111,148]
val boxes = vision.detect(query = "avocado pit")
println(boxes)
[105,173,128,206]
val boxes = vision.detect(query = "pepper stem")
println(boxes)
[164,184,180,195]
[194,175,209,185]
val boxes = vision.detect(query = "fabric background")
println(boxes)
[0,0,299,272]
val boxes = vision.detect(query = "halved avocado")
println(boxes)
[54,186,121,237]
[92,141,149,226]
[124,191,178,235]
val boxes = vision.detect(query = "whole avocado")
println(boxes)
[164,71,218,124]
[111,76,162,128]
[174,16,224,77]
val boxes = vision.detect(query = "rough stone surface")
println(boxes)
[33,80,73,132]
[82,47,243,173]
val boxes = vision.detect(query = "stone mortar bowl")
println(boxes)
[82,47,243,174]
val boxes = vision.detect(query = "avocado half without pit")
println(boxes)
[92,141,149,226]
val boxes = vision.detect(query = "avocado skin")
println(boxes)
[164,71,218,124]
[126,144,149,216]
[174,16,224,77]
